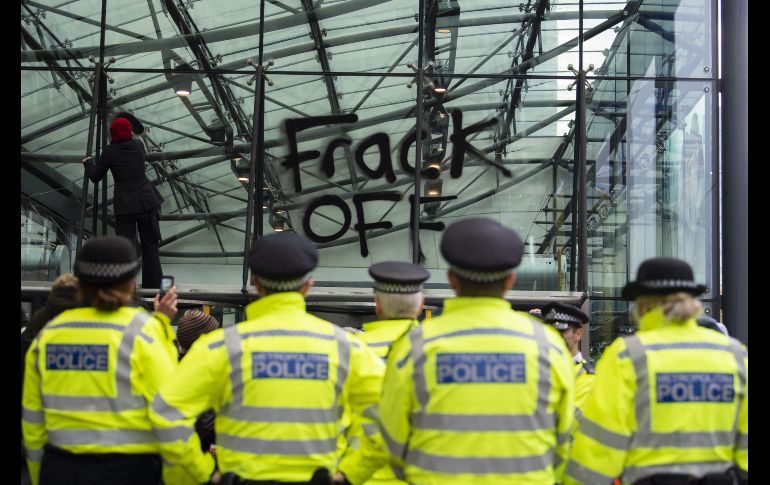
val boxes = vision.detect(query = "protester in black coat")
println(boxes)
[82,117,164,289]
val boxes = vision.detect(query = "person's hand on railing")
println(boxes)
[81,156,92,164]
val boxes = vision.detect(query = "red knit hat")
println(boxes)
[110,117,133,142]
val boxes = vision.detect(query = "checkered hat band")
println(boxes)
[642,279,698,289]
[373,282,422,294]
[77,260,139,279]
[450,265,511,283]
[543,309,583,326]
[257,274,310,291]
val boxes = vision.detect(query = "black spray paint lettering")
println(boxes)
[282,110,501,254]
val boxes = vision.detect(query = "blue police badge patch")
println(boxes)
[46,344,109,371]
[252,352,329,380]
[656,373,735,403]
[436,353,526,384]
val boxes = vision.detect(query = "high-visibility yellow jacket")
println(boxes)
[360,319,418,361]
[573,357,595,416]
[149,292,388,484]
[379,297,575,485]
[355,319,418,485]
[564,307,748,485]
[22,306,179,485]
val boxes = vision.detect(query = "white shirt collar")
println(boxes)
[573,351,583,364]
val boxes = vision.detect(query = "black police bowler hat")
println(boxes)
[248,232,318,284]
[440,218,524,282]
[74,236,141,287]
[621,257,708,300]
[369,261,430,294]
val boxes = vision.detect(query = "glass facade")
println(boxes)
[21,0,720,354]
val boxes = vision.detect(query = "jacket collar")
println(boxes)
[245,292,306,320]
[362,319,415,333]
[638,306,698,332]
[443,297,511,314]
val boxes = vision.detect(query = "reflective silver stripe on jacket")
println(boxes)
[26,447,44,462]
[217,433,337,456]
[382,427,406,459]
[622,335,744,454]
[736,432,748,450]
[48,428,157,446]
[22,407,44,424]
[406,449,553,474]
[409,326,429,410]
[41,312,151,413]
[579,416,629,450]
[48,321,126,331]
[220,324,348,426]
[367,341,393,348]
[530,320,555,431]
[623,462,733,484]
[332,325,351,417]
[411,411,551,432]
[154,426,194,443]
[152,394,187,422]
[566,460,616,484]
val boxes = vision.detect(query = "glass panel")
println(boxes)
[21,200,76,282]
[102,0,264,72]
[263,0,418,74]
[583,0,714,78]
[432,0,580,77]
[21,1,103,66]
[417,76,577,290]
[586,78,715,298]
[588,299,634,362]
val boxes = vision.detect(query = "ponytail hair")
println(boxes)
[662,292,702,322]
[78,280,135,312]
[634,292,702,323]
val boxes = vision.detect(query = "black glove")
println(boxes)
[309,468,332,485]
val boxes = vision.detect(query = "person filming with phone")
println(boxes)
[82,114,164,289]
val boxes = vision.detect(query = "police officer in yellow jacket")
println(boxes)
[362,262,429,361]
[564,257,748,485]
[379,218,575,485]
[351,261,429,485]
[541,302,595,415]
[22,236,179,485]
[149,232,388,485]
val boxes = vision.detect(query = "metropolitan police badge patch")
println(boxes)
[252,352,329,380]
[655,373,735,403]
[436,353,526,384]
[46,344,109,371]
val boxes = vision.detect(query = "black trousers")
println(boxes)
[115,210,162,289]
[39,445,161,485]
[633,469,748,485]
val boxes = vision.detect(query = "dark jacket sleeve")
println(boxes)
[85,152,111,183]
[194,409,217,452]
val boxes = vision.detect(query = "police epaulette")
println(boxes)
[582,362,595,374]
